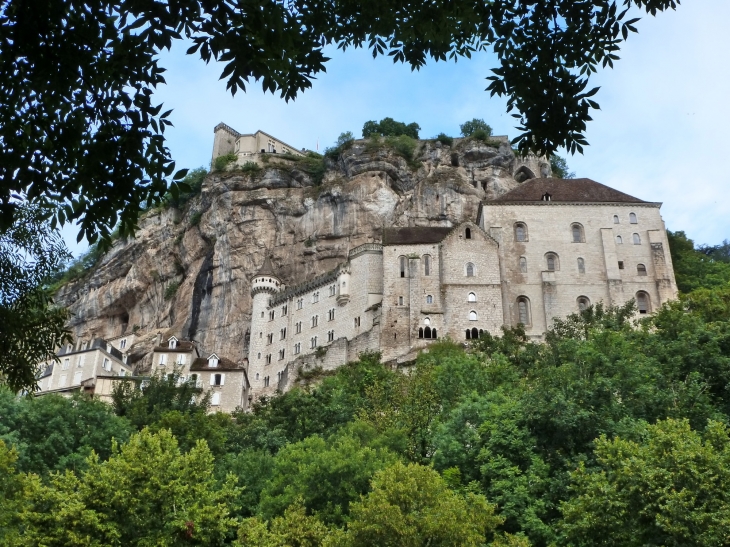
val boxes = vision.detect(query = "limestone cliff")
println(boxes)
[56,137,549,369]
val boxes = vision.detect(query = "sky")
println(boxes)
[63,0,730,256]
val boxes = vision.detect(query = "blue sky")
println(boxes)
[63,0,730,255]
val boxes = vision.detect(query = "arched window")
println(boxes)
[636,291,650,314]
[471,327,479,339]
[577,258,585,274]
[468,292,477,302]
[546,252,559,271]
[571,223,584,243]
[424,317,431,326]
[465,329,471,340]
[577,296,590,311]
[432,329,437,339]
[637,263,647,276]
[613,215,620,224]
[465,227,472,239]
[426,295,433,304]
[630,212,638,224]
[479,329,484,337]
[633,233,641,245]
[419,327,424,339]
[466,263,475,277]
[424,326,432,338]
[616,235,623,244]
[517,297,530,325]
[469,310,478,321]
[519,257,527,273]
[515,223,527,242]
[399,256,406,278]
[423,255,431,276]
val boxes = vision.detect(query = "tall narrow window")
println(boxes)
[423,255,431,276]
[546,253,559,271]
[400,256,406,278]
[572,223,583,243]
[466,263,475,277]
[426,295,433,304]
[398,296,404,306]
[633,233,641,245]
[517,297,530,325]
[630,212,638,224]
[636,291,650,314]
[469,310,478,321]
[468,292,477,302]
[577,258,585,274]
[616,235,623,244]
[637,264,647,276]
[515,223,527,242]
[519,257,527,273]
[465,227,472,239]
[613,215,620,224]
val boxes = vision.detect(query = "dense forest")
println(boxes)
[2,230,730,546]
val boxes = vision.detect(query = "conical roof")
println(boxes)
[255,256,278,277]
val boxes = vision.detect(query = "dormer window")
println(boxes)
[541,192,552,201]
[168,337,178,349]
[208,355,219,368]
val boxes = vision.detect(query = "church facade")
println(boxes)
[247,177,678,400]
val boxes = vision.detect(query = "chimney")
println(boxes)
[156,332,162,347]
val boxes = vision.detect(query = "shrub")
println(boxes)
[550,155,575,179]
[436,133,453,146]
[299,155,326,186]
[385,135,418,161]
[190,212,202,227]
[362,117,420,139]
[213,152,237,171]
[164,281,180,301]
[241,161,261,174]
[459,118,492,137]
[324,132,355,160]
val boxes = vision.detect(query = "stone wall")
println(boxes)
[481,202,677,335]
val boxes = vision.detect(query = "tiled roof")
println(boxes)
[383,227,454,245]
[154,340,196,353]
[491,177,647,203]
[190,356,244,371]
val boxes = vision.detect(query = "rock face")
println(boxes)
[56,137,549,370]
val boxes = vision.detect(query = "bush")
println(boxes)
[436,133,453,146]
[190,212,202,227]
[362,117,420,139]
[213,152,237,171]
[164,281,180,300]
[324,132,355,160]
[241,161,261,174]
[299,154,327,186]
[460,118,492,137]
[385,134,418,162]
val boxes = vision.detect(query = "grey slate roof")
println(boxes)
[383,227,454,245]
[491,177,647,203]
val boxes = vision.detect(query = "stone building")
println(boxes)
[150,335,250,413]
[247,177,678,401]
[211,123,304,166]
[35,338,134,401]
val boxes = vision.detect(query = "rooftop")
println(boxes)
[490,177,647,204]
[383,227,454,245]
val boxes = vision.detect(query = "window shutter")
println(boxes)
[220,374,225,386]
[209,373,214,386]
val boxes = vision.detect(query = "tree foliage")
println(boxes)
[0,204,72,392]
[549,155,575,179]
[362,118,421,139]
[460,118,493,137]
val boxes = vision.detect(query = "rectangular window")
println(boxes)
[73,371,82,385]
[312,315,318,328]
[295,322,302,334]
[282,305,287,316]
[176,353,186,365]
[328,309,335,321]
[103,358,111,372]
[294,342,301,355]
[63,358,70,370]
[398,296,404,306]
[280,328,287,340]
[59,374,67,387]
[618,261,625,270]
[297,299,303,310]
[279,349,285,360]
[119,339,127,349]
[269,310,275,321]
[158,353,167,365]
[81,341,88,351]
[211,392,221,406]
[266,354,272,365]
[267,333,273,344]
[211,373,224,386]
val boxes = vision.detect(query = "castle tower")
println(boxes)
[247,257,281,395]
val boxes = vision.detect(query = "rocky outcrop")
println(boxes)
[56,137,549,370]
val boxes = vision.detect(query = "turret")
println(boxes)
[248,257,281,395]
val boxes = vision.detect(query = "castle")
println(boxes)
[247,176,678,399]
